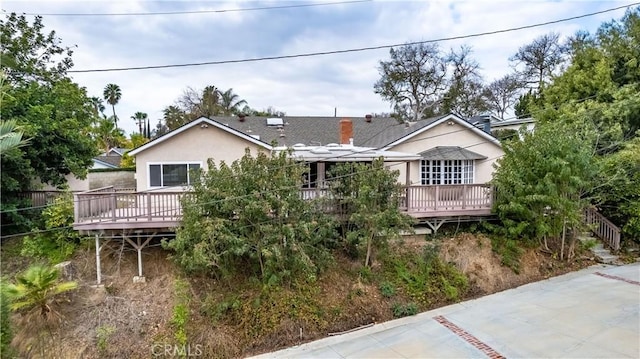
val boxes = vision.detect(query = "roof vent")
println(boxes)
[325,143,340,147]
[365,114,372,123]
[266,118,284,127]
[292,143,306,148]
[238,114,247,122]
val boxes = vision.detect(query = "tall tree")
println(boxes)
[131,111,148,135]
[219,88,248,115]
[0,13,73,84]
[510,32,566,92]
[163,105,189,130]
[88,96,105,118]
[374,43,448,121]
[492,120,599,260]
[440,46,489,117]
[103,83,121,126]
[1,14,97,232]
[484,74,523,118]
[93,117,126,153]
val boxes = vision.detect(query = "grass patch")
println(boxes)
[489,236,524,274]
[171,279,191,349]
[378,281,396,298]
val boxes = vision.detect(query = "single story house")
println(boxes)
[127,113,504,192]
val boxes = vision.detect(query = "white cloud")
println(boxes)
[2,0,636,135]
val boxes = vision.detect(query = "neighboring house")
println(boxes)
[489,117,536,133]
[92,156,121,169]
[127,113,503,191]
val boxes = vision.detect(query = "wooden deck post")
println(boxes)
[137,238,143,277]
[95,234,102,285]
[111,194,117,221]
[147,192,152,221]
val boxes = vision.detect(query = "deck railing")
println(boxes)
[584,207,621,250]
[401,184,493,211]
[74,184,495,227]
[17,191,66,207]
[74,190,186,224]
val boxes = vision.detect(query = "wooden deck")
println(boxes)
[73,184,494,232]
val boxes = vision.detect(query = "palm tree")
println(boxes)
[103,84,122,127]
[131,111,148,135]
[5,265,77,317]
[163,105,188,130]
[219,88,247,115]
[0,119,28,154]
[93,117,126,153]
[200,85,221,117]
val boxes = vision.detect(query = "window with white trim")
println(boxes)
[149,163,200,187]
[420,160,474,185]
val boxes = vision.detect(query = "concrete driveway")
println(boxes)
[252,263,640,358]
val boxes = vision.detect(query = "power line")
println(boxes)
[67,3,639,74]
[13,0,371,17]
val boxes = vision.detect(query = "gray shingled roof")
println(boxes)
[419,146,487,160]
[94,155,122,167]
[210,115,446,149]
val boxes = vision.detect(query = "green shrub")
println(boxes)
[378,281,396,298]
[171,279,190,347]
[0,282,13,357]
[391,302,418,318]
[21,194,84,263]
[490,236,524,273]
[96,325,116,353]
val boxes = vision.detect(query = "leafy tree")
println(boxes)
[103,83,121,126]
[0,14,73,84]
[510,32,566,92]
[596,136,640,242]
[165,149,337,284]
[246,105,287,117]
[374,43,448,121]
[153,119,170,138]
[492,128,519,142]
[4,265,77,317]
[328,159,413,267]
[492,120,599,260]
[130,111,147,135]
[484,74,523,118]
[219,88,247,115]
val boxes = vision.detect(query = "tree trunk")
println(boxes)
[560,220,566,261]
[364,235,373,268]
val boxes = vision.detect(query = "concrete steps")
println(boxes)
[579,233,621,265]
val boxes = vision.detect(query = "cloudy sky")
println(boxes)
[3,0,637,135]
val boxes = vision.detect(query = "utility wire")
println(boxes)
[67,2,639,73]
[0,92,608,216]
[14,0,371,17]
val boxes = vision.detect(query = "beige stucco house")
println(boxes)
[127,117,272,191]
[126,114,504,191]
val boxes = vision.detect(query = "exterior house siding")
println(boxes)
[134,124,265,191]
[388,121,503,184]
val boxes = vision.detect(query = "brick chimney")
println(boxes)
[339,118,353,145]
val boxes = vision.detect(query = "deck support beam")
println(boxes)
[424,219,446,234]
[95,233,103,285]
[123,232,155,282]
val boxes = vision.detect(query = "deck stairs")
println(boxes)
[578,232,621,265]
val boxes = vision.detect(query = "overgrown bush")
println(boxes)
[391,302,418,318]
[0,282,13,357]
[21,194,84,263]
[382,246,468,306]
[166,149,338,284]
[489,236,524,274]
[328,159,414,267]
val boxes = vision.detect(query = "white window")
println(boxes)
[421,160,474,185]
[149,163,201,188]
